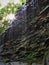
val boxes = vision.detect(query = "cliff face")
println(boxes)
[0,0,49,65]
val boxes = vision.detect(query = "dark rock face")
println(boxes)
[0,0,49,65]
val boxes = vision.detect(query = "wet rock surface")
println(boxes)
[0,62,42,65]
[0,0,49,65]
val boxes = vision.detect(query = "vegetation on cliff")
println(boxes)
[0,0,26,33]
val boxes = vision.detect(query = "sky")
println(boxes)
[0,0,20,7]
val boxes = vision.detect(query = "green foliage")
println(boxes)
[0,27,5,33]
[20,0,26,3]
[0,0,26,34]
[0,14,3,20]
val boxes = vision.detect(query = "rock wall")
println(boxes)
[0,0,49,65]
